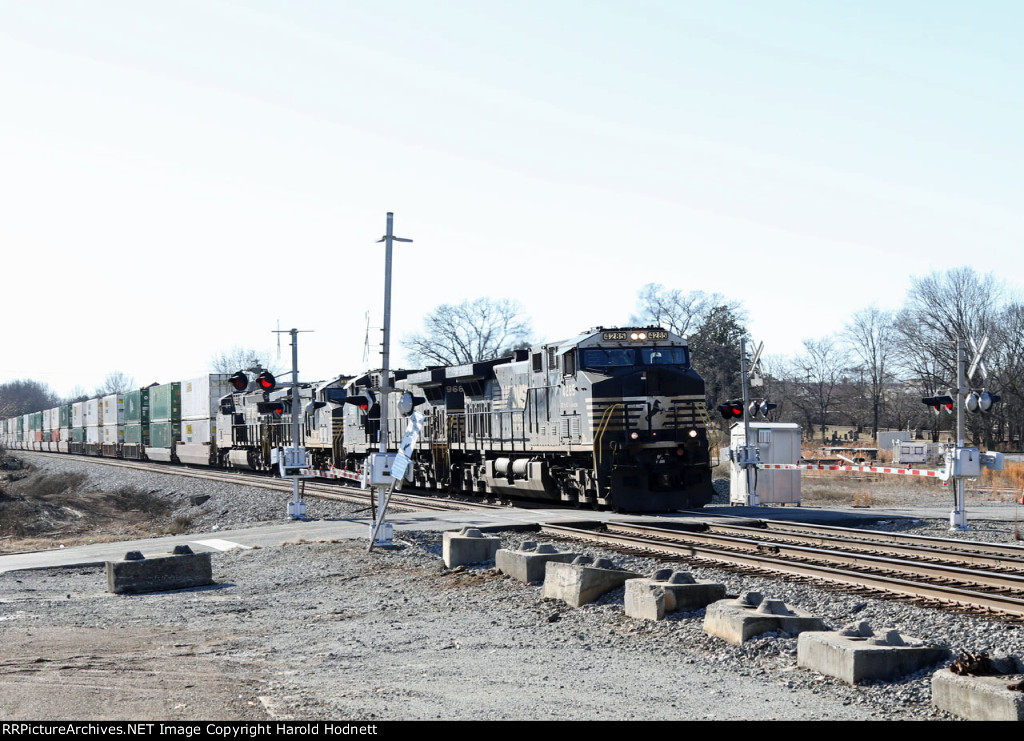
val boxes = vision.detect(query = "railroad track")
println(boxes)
[14,450,500,513]
[540,519,1024,621]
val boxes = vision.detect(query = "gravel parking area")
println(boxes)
[2,452,1024,721]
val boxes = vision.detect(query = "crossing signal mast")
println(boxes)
[723,338,779,506]
[921,335,1004,531]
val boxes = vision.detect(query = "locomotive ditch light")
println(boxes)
[256,371,277,391]
[228,371,248,392]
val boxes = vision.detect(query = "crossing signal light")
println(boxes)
[343,391,380,420]
[256,371,277,391]
[922,395,954,415]
[717,399,744,420]
[257,401,285,416]
[966,390,1001,413]
[228,371,248,392]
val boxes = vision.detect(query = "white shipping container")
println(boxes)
[181,418,215,445]
[72,402,86,428]
[181,374,232,421]
[85,398,102,427]
[101,425,124,444]
[101,394,125,426]
[42,408,54,432]
[86,426,101,444]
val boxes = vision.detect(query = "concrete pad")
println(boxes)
[543,556,641,608]
[624,569,726,621]
[106,546,214,595]
[442,528,501,568]
[495,541,578,584]
[797,621,947,685]
[704,591,824,645]
[933,668,1024,720]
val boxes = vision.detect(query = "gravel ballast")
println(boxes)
[2,452,1024,721]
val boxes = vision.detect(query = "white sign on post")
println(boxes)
[392,411,425,483]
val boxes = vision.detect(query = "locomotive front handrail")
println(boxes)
[593,403,623,480]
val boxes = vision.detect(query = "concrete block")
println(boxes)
[704,591,824,645]
[933,668,1024,721]
[442,528,501,568]
[624,568,726,621]
[106,546,214,595]
[495,541,578,584]
[797,621,948,685]
[542,556,641,608]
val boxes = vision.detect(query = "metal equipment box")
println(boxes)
[730,422,802,505]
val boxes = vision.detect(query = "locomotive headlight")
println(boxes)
[688,429,698,438]
[629,331,648,341]
[631,432,639,439]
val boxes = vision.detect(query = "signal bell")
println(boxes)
[256,371,277,391]
[228,371,248,392]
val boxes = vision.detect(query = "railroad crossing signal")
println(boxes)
[344,390,380,421]
[257,401,286,416]
[228,371,248,391]
[256,370,277,391]
[922,395,954,415]
[717,399,744,420]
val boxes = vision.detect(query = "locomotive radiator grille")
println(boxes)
[586,396,705,433]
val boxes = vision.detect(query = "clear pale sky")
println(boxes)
[2,1,1021,397]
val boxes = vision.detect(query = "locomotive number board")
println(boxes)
[602,330,669,341]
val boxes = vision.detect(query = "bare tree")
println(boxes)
[210,347,282,375]
[841,306,896,438]
[95,371,135,397]
[794,338,850,445]
[0,379,61,418]
[402,298,533,366]
[630,284,741,338]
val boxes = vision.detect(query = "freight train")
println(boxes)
[0,326,714,512]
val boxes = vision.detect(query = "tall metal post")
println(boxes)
[370,212,412,547]
[289,328,302,518]
[739,337,757,505]
[951,338,968,531]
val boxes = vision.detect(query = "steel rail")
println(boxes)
[540,523,1024,618]
[697,523,1024,572]
[603,522,1024,594]
[704,513,1024,559]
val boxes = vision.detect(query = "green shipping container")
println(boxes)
[150,383,181,423]
[149,420,180,449]
[124,389,150,425]
[71,428,86,443]
[125,424,150,446]
[59,405,71,428]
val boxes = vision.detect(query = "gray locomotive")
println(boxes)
[336,326,714,511]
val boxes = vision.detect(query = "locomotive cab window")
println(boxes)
[532,353,542,373]
[640,347,689,366]
[562,350,576,376]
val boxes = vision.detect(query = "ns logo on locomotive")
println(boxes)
[1,327,714,513]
